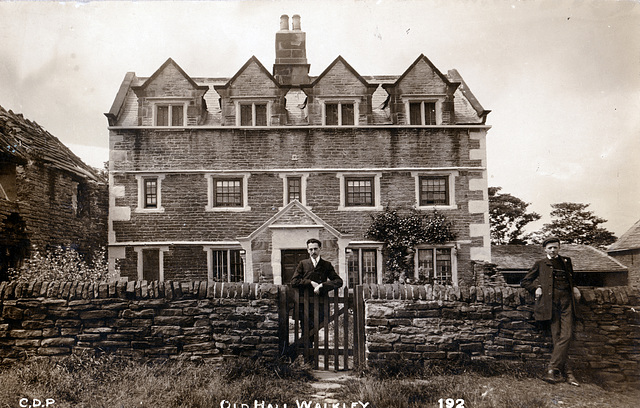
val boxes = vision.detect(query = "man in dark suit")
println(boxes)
[290,238,343,354]
[290,238,343,295]
[521,236,581,386]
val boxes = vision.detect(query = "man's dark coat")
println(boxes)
[521,255,579,321]
[290,258,343,295]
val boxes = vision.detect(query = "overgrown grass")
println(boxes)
[0,354,313,408]
[337,357,639,408]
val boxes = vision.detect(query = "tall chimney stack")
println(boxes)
[273,14,310,86]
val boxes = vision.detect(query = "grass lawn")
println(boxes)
[0,355,637,408]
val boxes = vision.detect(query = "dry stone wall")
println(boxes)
[0,281,280,364]
[363,284,640,386]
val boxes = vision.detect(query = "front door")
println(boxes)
[281,249,308,284]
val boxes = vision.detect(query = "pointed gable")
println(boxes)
[131,58,209,126]
[214,56,281,96]
[388,54,457,96]
[214,57,288,126]
[132,58,208,97]
[382,54,461,125]
[307,56,377,96]
[241,200,348,242]
[302,56,378,125]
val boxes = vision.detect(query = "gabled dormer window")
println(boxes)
[236,101,270,126]
[155,103,185,126]
[322,101,359,126]
[409,102,436,125]
[403,98,443,125]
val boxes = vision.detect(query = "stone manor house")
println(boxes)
[105,15,491,287]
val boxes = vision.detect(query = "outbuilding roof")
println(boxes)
[608,219,640,252]
[0,105,99,180]
[492,244,627,273]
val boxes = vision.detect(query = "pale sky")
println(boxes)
[0,0,638,237]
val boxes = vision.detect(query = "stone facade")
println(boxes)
[106,15,491,287]
[0,106,108,281]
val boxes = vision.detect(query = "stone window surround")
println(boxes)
[346,242,384,286]
[413,243,458,286]
[134,245,169,282]
[337,172,382,211]
[204,173,251,212]
[232,98,273,126]
[411,170,458,210]
[135,174,165,213]
[319,98,360,126]
[202,243,247,283]
[401,94,445,125]
[279,172,309,208]
[147,97,189,127]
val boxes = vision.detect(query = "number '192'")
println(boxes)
[438,398,465,408]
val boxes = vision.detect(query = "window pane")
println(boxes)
[171,105,184,126]
[425,102,436,125]
[435,249,452,285]
[362,249,377,284]
[409,102,422,125]
[325,103,338,125]
[346,177,373,206]
[229,250,244,282]
[240,105,253,126]
[417,248,434,281]
[348,250,360,288]
[420,176,448,205]
[212,250,228,282]
[144,179,157,208]
[287,177,301,203]
[156,106,169,126]
[255,104,267,126]
[341,103,355,125]
[214,179,242,207]
[142,249,160,281]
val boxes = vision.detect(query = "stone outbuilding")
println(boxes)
[608,219,640,288]
[0,105,108,281]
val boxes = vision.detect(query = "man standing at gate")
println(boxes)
[291,238,343,295]
[521,236,581,386]
[290,238,343,357]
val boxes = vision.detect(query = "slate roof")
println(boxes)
[608,219,640,252]
[0,105,99,180]
[492,244,627,273]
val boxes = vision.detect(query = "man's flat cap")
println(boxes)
[542,236,560,247]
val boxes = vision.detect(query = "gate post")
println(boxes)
[353,285,366,367]
[277,285,289,357]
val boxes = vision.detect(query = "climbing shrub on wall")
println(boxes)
[366,208,456,283]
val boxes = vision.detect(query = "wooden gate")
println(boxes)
[278,285,365,371]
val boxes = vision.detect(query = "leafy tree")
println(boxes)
[540,202,617,248]
[366,208,456,283]
[489,187,541,245]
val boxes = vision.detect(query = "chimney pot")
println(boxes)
[292,14,301,30]
[280,14,289,31]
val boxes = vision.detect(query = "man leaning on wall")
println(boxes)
[521,236,581,386]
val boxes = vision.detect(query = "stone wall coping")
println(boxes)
[1,281,637,306]
[0,281,280,301]
[360,283,639,306]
